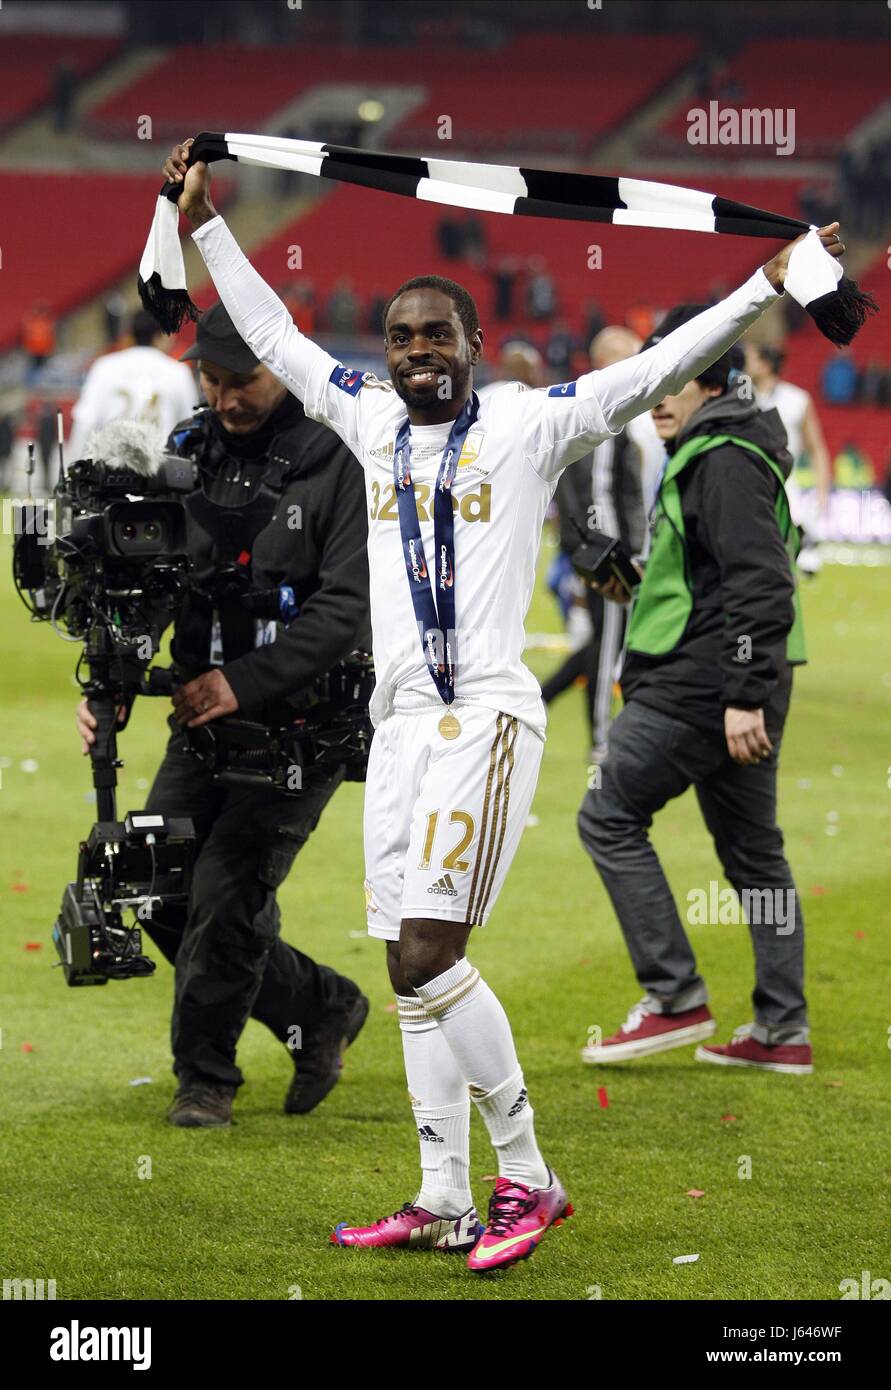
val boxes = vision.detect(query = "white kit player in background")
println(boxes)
[68,308,196,460]
[163,138,845,1275]
[744,341,833,543]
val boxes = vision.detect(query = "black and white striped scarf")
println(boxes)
[138,131,877,346]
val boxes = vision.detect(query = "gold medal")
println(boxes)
[438,712,461,740]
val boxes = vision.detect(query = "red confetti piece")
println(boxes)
[577,958,591,966]
[855,931,866,940]
[720,1114,737,1123]
[597,1086,609,1109]
[24,942,43,951]
[809,885,827,896]
[21,1042,34,1053]
[10,882,29,894]
[686,1189,705,1198]
[384,1002,397,1014]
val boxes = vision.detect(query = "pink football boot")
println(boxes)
[467,1169,573,1272]
[331,1202,483,1252]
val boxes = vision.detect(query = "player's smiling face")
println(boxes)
[384,288,482,425]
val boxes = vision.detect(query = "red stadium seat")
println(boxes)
[0,35,120,133]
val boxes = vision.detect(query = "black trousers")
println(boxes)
[144,724,361,1090]
[577,699,808,1043]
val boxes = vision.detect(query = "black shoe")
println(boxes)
[284,991,369,1115]
[168,1082,235,1128]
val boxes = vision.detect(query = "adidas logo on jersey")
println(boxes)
[507,1088,528,1118]
[428,874,458,898]
[417,1125,444,1143]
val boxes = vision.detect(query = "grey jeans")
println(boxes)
[577,699,808,1045]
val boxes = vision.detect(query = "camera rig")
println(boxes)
[13,445,198,985]
[184,654,375,793]
[14,428,376,983]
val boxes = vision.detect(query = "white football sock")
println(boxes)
[413,961,549,1190]
[397,994,472,1218]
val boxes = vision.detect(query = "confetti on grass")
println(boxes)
[597,1087,609,1109]
[673,1254,700,1265]
[686,1189,705,1198]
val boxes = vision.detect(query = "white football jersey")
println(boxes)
[68,345,197,460]
[194,216,779,738]
[755,379,810,464]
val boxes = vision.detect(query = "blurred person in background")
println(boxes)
[326,278,360,337]
[21,301,56,382]
[745,342,832,517]
[820,346,858,404]
[579,309,811,1076]
[541,327,646,759]
[68,308,197,460]
[496,339,544,389]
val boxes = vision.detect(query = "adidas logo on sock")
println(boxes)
[428,873,458,898]
[417,1125,444,1143]
[507,1088,528,1118]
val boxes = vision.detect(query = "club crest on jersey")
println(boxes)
[548,381,577,398]
[457,433,487,475]
[330,364,366,396]
[439,544,453,590]
[407,537,427,582]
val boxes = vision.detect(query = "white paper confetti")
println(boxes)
[20,759,39,773]
[673,1254,700,1265]
[128,1077,153,1087]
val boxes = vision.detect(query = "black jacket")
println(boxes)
[555,427,646,559]
[166,393,370,721]
[621,392,796,736]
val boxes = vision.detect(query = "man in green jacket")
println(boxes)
[578,305,811,1075]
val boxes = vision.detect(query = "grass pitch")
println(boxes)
[1,529,889,1302]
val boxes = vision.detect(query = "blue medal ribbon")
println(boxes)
[393,392,480,705]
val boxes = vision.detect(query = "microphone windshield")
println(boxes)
[83,420,163,476]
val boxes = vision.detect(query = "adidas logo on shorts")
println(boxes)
[428,873,458,898]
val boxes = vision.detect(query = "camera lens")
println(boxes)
[121,523,136,541]
[143,522,161,542]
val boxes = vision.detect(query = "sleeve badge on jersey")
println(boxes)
[547,381,577,398]
[330,364,368,396]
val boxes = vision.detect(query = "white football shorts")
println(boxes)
[363,694,544,941]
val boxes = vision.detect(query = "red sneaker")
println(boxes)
[581,999,716,1063]
[696,1025,813,1074]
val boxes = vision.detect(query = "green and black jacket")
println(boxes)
[621,392,803,737]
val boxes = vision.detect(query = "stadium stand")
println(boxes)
[655,39,891,157]
[84,35,698,154]
[0,173,231,354]
[0,35,121,134]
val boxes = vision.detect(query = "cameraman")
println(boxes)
[578,306,811,1075]
[77,303,372,1127]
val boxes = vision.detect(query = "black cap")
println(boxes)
[641,303,744,391]
[180,302,260,374]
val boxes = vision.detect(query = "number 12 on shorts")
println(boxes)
[419,810,476,873]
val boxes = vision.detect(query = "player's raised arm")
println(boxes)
[522,224,845,482]
[162,139,367,455]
